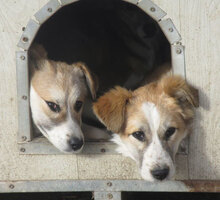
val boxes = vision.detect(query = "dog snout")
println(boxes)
[150,166,169,181]
[68,137,84,151]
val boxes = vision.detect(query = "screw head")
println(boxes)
[20,55,25,60]
[100,148,106,153]
[169,27,174,32]
[9,184,14,189]
[176,48,182,54]
[22,95,27,100]
[22,37,28,42]
[150,7,156,12]
[107,193,113,199]
[47,8,52,12]
[21,136,27,141]
[20,148,25,152]
[107,182,112,187]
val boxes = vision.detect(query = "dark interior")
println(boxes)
[33,0,170,133]
[34,0,170,94]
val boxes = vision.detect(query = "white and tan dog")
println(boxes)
[29,44,97,153]
[93,76,199,181]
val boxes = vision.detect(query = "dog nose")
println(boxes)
[151,167,169,180]
[68,137,83,151]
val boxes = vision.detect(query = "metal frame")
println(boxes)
[16,0,187,155]
[1,180,220,193]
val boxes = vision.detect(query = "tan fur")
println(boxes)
[93,86,132,133]
[93,75,199,135]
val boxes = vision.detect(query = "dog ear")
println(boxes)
[75,62,98,100]
[160,76,199,120]
[93,87,132,133]
[29,44,48,70]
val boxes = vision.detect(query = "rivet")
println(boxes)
[22,27,25,31]
[22,95,27,100]
[20,148,25,152]
[21,136,27,141]
[47,8,52,12]
[169,27,174,32]
[176,48,182,54]
[100,148,106,153]
[9,184,14,189]
[107,182,112,187]
[150,7,156,12]
[107,193,113,199]
[22,37,28,43]
[20,55,25,60]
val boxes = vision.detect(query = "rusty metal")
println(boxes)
[183,180,220,192]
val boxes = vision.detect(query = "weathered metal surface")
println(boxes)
[123,0,138,5]
[60,0,79,6]
[138,0,167,21]
[16,51,32,142]
[159,18,182,44]
[18,137,118,155]
[183,180,220,192]
[17,19,40,50]
[94,191,121,200]
[171,44,186,78]
[34,0,61,24]
[0,180,189,193]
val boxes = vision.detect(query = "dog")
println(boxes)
[29,44,98,153]
[93,76,199,181]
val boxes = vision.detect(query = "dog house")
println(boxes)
[0,0,220,198]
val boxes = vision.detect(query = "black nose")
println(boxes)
[68,137,83,151]
[151,167,169,180]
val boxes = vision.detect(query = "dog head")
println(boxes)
[93,76,198,181]
[29,44,97,153]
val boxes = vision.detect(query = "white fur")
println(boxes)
[142,102,160,133]
[30,85,84,153]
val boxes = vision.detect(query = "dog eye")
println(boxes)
[132,131,145,142]
[74,100,83,112]
[46,101,61,113]
[164,127,176,140]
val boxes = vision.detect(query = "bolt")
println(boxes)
[107,182,112,187]
[20,55,25,60]
[169,27,174,32]
[100,148,106,153]
[47,7,52,12]
[22,37,28,43]
[22,27,25,31]
[107,193,113,199]
[176,48,182,54]
[20,148,25,152]
[150,7,156,12]
[21,136,27,141]
[22,95,27,100]
[9,184,14,189]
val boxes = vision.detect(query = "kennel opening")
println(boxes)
[16,0,186,155]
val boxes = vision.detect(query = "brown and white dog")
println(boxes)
[93,76,199,181]
[29,44,98,153]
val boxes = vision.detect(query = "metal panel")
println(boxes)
[138,0,167,21]
[18,137,188,155]
[34,0,61,24]
[60,0,79,6]
[123,0,138,5]
[0,180,190,193]
[18,137,118,155]
[159,18,181,44]
[94,191,121,200]
[17,19,40,50]
[16,51,32,142]
[171,44,186,78]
